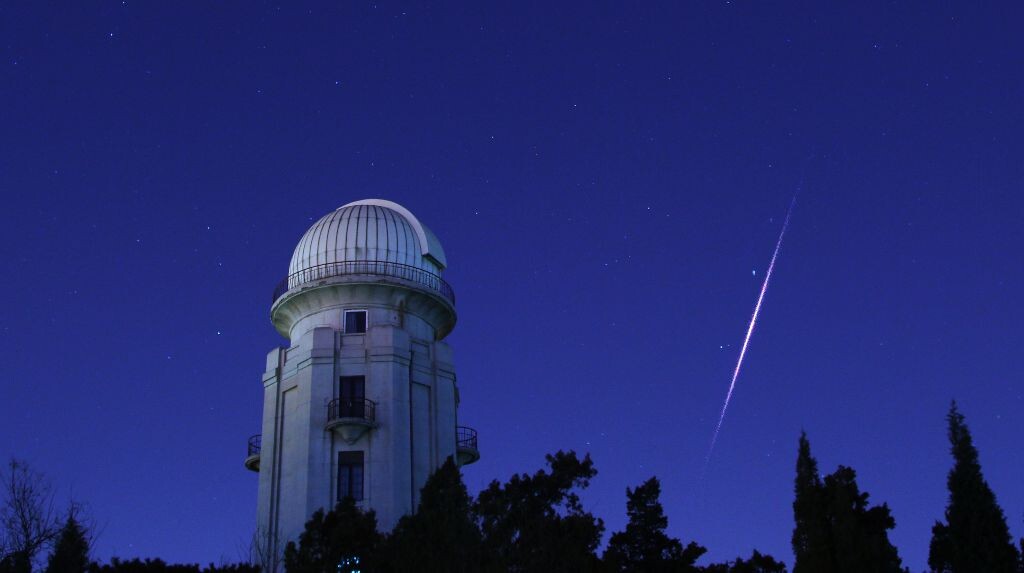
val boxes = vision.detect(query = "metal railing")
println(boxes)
[456,426,478,451]
[247,434,262,457]
[272,260,455,305]
[327,397,377,423]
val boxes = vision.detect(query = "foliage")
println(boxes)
[87,559,258,573]
[0,553,31,573]
[821,466,904,572]
[603,477,705,572]
[928,402,1020,573]
[44,515,89,573]
[791,433,904,573]
[381,457,483,572]
[474,450,604,572]
[791,433,829,573]
[282,497,382,573]
[701,550,787,573]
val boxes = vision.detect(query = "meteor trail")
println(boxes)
[705,196,797,468]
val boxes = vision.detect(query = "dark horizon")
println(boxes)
[2,3,1022,570]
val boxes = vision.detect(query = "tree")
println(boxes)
[791,433,829,573]
[474,450,604,572]
[1019,537,1024,573]
[87,559,258,573]
[603,477,705,572]
[701,550,787,573]
[44,515,89,573]
[1,459,61,573]
[382,457,483,572]
[282,497,382,573]
[0,553,31,573]
[928,402,1020,573]
[791,433,905,573]
[820,466,903,572]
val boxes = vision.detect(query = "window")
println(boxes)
[339,376,365,418]
[344,310,367,334]
[338,451,364,501]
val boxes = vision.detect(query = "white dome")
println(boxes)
[288,199,447,277]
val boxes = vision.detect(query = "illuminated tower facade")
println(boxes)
[244,199,479,561]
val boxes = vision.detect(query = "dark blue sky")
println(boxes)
[2,2,1022,570]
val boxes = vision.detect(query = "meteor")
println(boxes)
[705,196,797,467]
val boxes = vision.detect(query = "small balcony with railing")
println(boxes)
[326,397,378,444]
[456,426,480,466]
[244,434,261,472]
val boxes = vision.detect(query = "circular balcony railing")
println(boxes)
[327,398,376,423]
[247,434,262,457]
[456,426,478,451]
[245,434,262,472]
[272,260,455,306]
[456,426,480,465]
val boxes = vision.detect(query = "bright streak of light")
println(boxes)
[705,196,797,469]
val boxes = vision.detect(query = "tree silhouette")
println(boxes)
[474,450,604,572]
[1018,537,1023,573]
[87,559,258,573]
[44,515,89,573]
[0,553,30,573]
[820,466,903,572]
[282,497,382,573]
[383,457,483,572]
[792,433,905,573]
[702,550,787,573]
[928,402,1019,573]
[1,459,61,573]
[603,477,705,572]
[792,433,829,573]
[1019,537,1024,573]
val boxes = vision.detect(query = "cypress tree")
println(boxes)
[928,402,1019,573]
[792,432,831,573]
[44,516,89,573]
[603,477,705,572]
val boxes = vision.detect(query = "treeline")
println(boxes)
[3,403,1022,572]
[271,402,1024,572]
[276,454,785,573]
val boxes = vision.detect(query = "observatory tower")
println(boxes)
[245,199,479,557]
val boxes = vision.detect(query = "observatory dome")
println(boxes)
[288,199,447,276]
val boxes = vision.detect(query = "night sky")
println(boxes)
[2,3,1022,570]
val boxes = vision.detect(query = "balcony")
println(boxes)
[456,426,480,466]
[326,398,378,444]
[244,434,261,472]
[272,260,455,306]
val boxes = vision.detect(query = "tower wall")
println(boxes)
[255,298,458,554]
